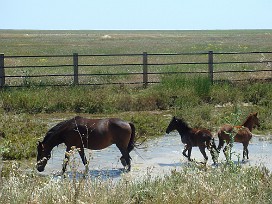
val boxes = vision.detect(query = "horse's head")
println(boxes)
[36,141,51,172]
[251,112,260,128]
[166,116,178,134]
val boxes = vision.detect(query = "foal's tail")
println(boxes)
[217,131,225,152]
[127,122,136,153]
[207,136,219,164]
[205,134,217,152]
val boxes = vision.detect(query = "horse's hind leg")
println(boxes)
[117,145,131,171]
[184,146,192,161]
[199,146,208,163]
[183,144,190,159]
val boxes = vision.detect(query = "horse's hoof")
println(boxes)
[242,159,248,163]
[125,165,131,172]
[120,157,127,167]
[200,161,207,165]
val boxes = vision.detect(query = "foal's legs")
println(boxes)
[183,144,192,161]
[199,146,208,163]
[242,143,249,162]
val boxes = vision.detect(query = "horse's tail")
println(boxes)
[205,132,217,152]
[203,132,219,164]
[127,122,136,153]
[209,136,219,164]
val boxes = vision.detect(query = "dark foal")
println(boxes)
[166,116,218,164]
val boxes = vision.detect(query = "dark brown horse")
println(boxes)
[166,116,218,164]
[217,112,260,161]
[37,116,136,173]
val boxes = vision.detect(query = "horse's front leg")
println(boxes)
[77,147,89,175]
[62,146,71,174]
[199,146,208,164]
[184,145,192,161]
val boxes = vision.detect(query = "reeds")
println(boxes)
[0,160,271,203]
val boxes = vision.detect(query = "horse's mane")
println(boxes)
[175,117,191,131]
[42,119,71,143]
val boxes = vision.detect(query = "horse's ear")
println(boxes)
[253,112,258,116]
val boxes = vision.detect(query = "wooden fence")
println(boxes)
[0,51,272,88]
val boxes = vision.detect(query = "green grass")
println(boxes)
[0,78,272,160]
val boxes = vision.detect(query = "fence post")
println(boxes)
[0,54,5,88]
[208,51,214,84]
[73,53,79,85]
[143,52,148,88]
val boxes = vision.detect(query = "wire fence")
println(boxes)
[0,51,272,88]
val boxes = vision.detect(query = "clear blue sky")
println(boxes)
[1,0,272,30]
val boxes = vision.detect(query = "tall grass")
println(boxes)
[1,161,271,203]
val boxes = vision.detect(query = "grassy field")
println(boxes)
[0,30,272,203]
[1,29,272,86]
[2,30,272,55]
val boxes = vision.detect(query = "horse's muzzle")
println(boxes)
[36,165,45,172]
[36,157,48,172]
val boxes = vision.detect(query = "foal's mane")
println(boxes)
[242,112,257,125]
[175,117,191,131]
[42,119,71,143]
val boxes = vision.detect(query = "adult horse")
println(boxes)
[166,116,218,164]
[36,116,136,173]
[217,112,260,161]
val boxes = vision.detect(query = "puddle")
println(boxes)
[38,133,272,181]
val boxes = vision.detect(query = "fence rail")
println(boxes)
[0,51,272,88]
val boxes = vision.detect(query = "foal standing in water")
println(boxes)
[217,112,260,161]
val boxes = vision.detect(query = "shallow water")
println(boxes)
[38,133,272,181]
